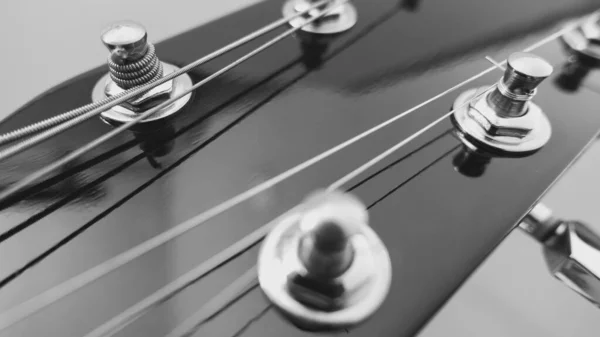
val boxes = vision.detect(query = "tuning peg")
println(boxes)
[487,52,553,117]
[561,12,600,65]
[520,203,600,307]
[257,190,392,331]
[92,20,193,127]
[451,52,553,156]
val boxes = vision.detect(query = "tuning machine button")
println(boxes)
[257,190,392,331]
[91,21,193,127]
[282,0,357,35]
[520,204,600,307]
[451,52,553,156]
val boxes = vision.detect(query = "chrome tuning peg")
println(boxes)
[91,21,193,127]
[520,203,600,307]
[451,52,553,156]
[258,190,392,331]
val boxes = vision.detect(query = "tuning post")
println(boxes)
[520,204,600,307]
[258,190,392,331]
[451,52,553,156]
[282,0,357,35]
[91,21,193,127]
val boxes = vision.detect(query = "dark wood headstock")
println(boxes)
[1,0,600,336]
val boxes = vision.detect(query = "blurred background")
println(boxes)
[1,0,599,335]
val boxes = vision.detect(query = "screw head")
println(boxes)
[101,21,148,63]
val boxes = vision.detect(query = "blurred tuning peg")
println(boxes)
[561,12,600,67]
[520,203,600,307]
[258,190,392,331]
[284,0,357,69]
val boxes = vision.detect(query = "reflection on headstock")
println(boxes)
[452,145,493,178]
[0,150,105,206]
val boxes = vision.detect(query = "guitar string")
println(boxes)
[0,6,405,288]
[162,267,259,337]
[0,0,330,148]
[81,132,458,337]
[0,20,574,331]
[0,128,448,289]
[0,2,578,202]
[229,305,273,337]
[0,71,492,332]
[164,144,460,337]
[0,0,347,202]
[0,54,304,233]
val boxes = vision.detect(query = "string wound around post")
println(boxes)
[92,21,193,127]
[257,189,392,331]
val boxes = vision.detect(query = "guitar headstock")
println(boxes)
[1,0,600,336]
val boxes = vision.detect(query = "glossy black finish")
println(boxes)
[2,0,600,336]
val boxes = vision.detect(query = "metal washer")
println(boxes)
[282,0,358,35]
[91,62,193,125]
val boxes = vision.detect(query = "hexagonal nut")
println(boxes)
[104,74,174,112]
[466,93,539,138]
[285,237,375,312]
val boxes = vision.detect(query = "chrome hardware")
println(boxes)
[521,204,600,307]
[91,21,192,126]
[562,12,600,64]
[258,190,392,331]
[282,0,357,35]
[451,52,553,156]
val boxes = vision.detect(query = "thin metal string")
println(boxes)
[0,0,329,149]
[163,267,259,337]
[0,0,343,202]
[229,305,272,337]
[0,19,576,332]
